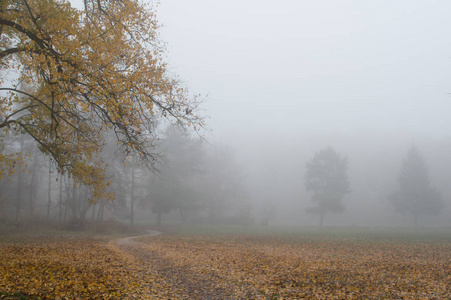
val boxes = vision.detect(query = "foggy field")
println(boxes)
[1,226,451,299]
[3,0,451,298]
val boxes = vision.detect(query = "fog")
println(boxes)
[153,0,451,227]
[158,0,451,137]
[2,0,451,228]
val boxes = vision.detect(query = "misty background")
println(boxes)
[155,0,451,226]
[158,0,451,136]
[2,0,451,227]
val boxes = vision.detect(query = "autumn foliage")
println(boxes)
[0,0,203,201]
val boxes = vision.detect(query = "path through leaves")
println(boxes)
[1,231,450,299]
[134,234,451,299]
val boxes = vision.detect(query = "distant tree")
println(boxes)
[200,145,246,223]
[138,125,204,225]
[305,146,350,226]
[390,146,444,227]
[150,180,175,226]
[162,126,204,223]
[140,126,204,224]
[258,202,276,226]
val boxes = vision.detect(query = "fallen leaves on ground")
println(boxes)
[0,235,175,299]
[1,232,451,299]
[137,234,451,299]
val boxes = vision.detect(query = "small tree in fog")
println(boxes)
[305,146,350,226]
[200,145,245,223]
[390,147,444,227]
[151,197,173,226]
[150,181,175,226]
[162,126,205,223]
[259,202,276,226]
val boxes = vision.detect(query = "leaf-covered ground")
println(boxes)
[1,229,451,299]
[136,234,451,299]
[0,233,175,299]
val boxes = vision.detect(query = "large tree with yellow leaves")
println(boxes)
[0,0,204,201]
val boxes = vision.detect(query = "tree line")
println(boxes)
[0,126,253,227]
[1,0,446,228]
[304,146,444,227]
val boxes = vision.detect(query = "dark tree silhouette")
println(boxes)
[390,146,444,227]
[151,195,173,226]
[305,146,350,226]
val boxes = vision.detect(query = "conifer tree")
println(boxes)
[390,146,444,226]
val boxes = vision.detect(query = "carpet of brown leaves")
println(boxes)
[137,234,451,299]
[0,234,175,299]
[1,231,450,299]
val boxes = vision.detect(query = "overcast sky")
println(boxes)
[156,0,451,139]
[69,0,451,140]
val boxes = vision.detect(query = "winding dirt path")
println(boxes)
[113,230,236,299]
[115,230,162,246]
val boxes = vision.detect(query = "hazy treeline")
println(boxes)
[1,126,450,228]
[2,0,449,231]
[0,125,250,227]
[233,130,451,227]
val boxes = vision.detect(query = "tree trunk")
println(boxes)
[130,167,135,226]
[29,151,38,217]
[58,173,63,222]
[70,181,79,220]
[15,139,24,224]
[79,186,90,222]
[47,158,52,221]
[29,171,35,217]
[63,176,69,222]
[15,163,23,223]
[96,200,105,222]
[100,203,104,221]
[91,204,96,220]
